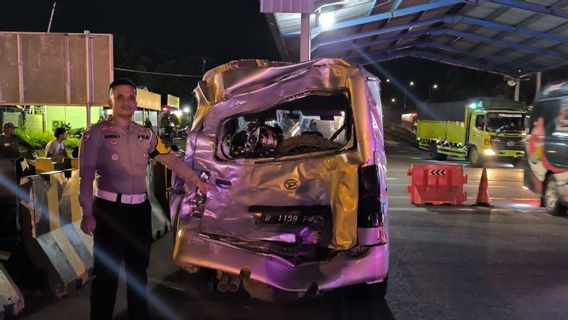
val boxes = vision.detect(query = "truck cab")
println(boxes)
[465,101,527,166]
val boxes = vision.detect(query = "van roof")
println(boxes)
[536,81,568,100]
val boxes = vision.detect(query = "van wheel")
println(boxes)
[429,143,447,160]
[182,268,216,299]
[367,276,388,299]
[468,147,483,167]
[544,175,567,215]
[345,276,388,300]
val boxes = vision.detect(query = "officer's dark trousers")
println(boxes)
[90,197,152,320]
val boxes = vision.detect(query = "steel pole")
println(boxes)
[300,13,311,62]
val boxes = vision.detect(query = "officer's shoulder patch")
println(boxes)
[156,138,171,154]
[149,138,171,158]
[82,124,99,142]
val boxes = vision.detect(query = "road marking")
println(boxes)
[389,195,537,201]
[389,207,545,212]
[387,183,511,189]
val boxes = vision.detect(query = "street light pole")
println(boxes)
[429,83,438,100]
[300,13,311,62]
[404,81,414,110]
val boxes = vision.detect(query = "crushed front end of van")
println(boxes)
[169,59,389,302]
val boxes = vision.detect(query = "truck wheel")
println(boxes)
[429,143,447,160]
[544,175,567,215]
[468,147,483,167]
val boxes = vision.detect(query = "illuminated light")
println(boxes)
[172,110,183,117]
[318,11,335,29]
[340,111,345,116]
[468,103,477,109]
[183,107,190,114]
[386,78,390,82]
[484,149,496,156]
[409,81,415,86]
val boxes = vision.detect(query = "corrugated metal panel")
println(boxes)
[266,0,568,76]
[0,32,112,106]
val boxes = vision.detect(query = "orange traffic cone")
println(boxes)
[475,167,492,207]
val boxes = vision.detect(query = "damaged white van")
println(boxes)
[169,59,389,302]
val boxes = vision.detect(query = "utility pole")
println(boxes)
[47,2,57,32]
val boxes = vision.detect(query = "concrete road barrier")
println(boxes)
[147,163,171,239]
[18,170,93,297]
[0,263,24,318]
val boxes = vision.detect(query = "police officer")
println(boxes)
[79,78,208,319]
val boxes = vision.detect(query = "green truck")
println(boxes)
[416,97,528,166]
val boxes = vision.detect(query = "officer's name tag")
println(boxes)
[104,134,120,139]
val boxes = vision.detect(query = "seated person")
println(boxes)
[45,127,70,163]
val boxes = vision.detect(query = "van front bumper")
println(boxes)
[173,229,389,293]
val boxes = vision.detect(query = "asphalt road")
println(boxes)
[17,132,568,320]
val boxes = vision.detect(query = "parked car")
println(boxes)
[169,59,389,302]
[524,81,568,215]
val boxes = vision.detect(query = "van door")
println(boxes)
[543,98,568,168]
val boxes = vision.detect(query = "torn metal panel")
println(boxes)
[180,58,387,251]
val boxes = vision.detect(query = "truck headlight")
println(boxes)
[484,149,496,156]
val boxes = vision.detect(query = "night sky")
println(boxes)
[2,1,548,106]
[1,0,281,102]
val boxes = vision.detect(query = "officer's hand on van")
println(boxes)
[81,215,97,235]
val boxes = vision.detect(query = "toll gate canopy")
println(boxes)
[264,0,568,78]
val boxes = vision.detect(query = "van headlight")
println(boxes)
[484,149,496,156]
